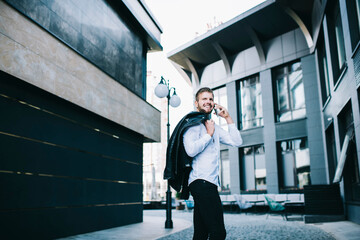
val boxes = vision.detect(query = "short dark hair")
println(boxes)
[195,87,214,101]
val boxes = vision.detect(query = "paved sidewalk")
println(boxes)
[58,213,192,240]
[59,210,360,240]
[309,221,360,240]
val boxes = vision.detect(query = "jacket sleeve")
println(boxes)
[183,125,212,157]
[218,123,243,147]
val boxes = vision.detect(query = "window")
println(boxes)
[346,0,360,49]
[346,133,360,201]
[238,75,263,130]
[325,123,337,182]
[241,145,266,191]
[338,102,360,201]
[317,29,331,104]
[278,138,311,190]
[220,150,230,192]
[213,87,228,131]
[327,0,347,82]
[335,9,346,69]
[357,0,360,33]
[273,61,306,122]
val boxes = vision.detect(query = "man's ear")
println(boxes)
[195,100,199,108]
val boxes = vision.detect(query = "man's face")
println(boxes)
[195,91,214,113]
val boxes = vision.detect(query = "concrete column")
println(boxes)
[226,81,241,194]
[302,54,327,184]
[260,69,279,193]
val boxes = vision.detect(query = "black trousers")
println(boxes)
[189,179,226,240]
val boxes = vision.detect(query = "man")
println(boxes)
[183,87,243,240]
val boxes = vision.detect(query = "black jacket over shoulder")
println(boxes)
[164,111,209,199]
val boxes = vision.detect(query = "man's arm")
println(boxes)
[183,125,212,157]
[215,104,243,147]
[218,124,243,147]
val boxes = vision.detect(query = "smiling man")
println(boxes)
[183,87,243,240]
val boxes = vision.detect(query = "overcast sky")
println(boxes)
[143,0,266,129]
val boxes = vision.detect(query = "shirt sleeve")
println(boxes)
[183,125,212,157]
[218,123,243,147]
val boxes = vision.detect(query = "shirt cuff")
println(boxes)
[228,123,236,128]
[203,133,212,142]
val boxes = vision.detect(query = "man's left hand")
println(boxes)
[214,104,233,124]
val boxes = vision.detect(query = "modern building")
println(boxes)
[168,0,360,224]
[0,0,162,238]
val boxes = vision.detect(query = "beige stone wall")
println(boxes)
[0,1,160,142]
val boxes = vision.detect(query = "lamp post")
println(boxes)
[154,76,181,229]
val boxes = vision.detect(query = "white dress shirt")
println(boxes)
[183,122,243,187]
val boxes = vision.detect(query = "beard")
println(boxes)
[198,104,214,113]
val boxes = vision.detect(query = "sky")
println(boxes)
[144,0,266,129]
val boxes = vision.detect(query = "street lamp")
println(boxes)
[154,76,181,229]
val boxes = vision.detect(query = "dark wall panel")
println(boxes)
[0,70,142,148]
[0,173,141,209]
[0,95,142,165]
[0,134,141,183]
[0,204,142,240]
[0,71,144,239]
[5,0,146,98]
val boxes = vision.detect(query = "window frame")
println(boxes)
[240,145,267,192]
[327,0,347,84]
[273,61,306,122]
[337,101,360,202]
[219,149,230,192]
[277,138,311,191]
[237,74,264,130]
[346,0,360,53]
[317,28,332,105]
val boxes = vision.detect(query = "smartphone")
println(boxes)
[214,104,219,116]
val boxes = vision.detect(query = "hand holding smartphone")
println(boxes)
[214,104,220,116]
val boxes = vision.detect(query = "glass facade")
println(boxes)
[346,135,360,201]
[278,138,311,190]
[356,0,360,33]
[238,75,263,130]
[335,8,346,70]
[318,30,331,105]
[213,87,228,131]
[241,145,266,191]
[5,0,147,98]
[325,124,337,182]
[220,150,230,192]
[328,0,347,82]
[274,62,306,122]
[346,0,360,49]
[338,102,360,201]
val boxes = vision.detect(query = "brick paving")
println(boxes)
[151,210,336,240]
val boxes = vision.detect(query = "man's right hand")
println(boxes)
[205,119,215,136]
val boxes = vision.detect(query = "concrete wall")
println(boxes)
[200,28,310,90]
[260,69,279,193]
[302,54,327,184]
[0,0,161,142]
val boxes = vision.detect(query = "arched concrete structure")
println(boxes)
[244,23,266,65]
[283,6,314,48]
[213,42,232,77]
